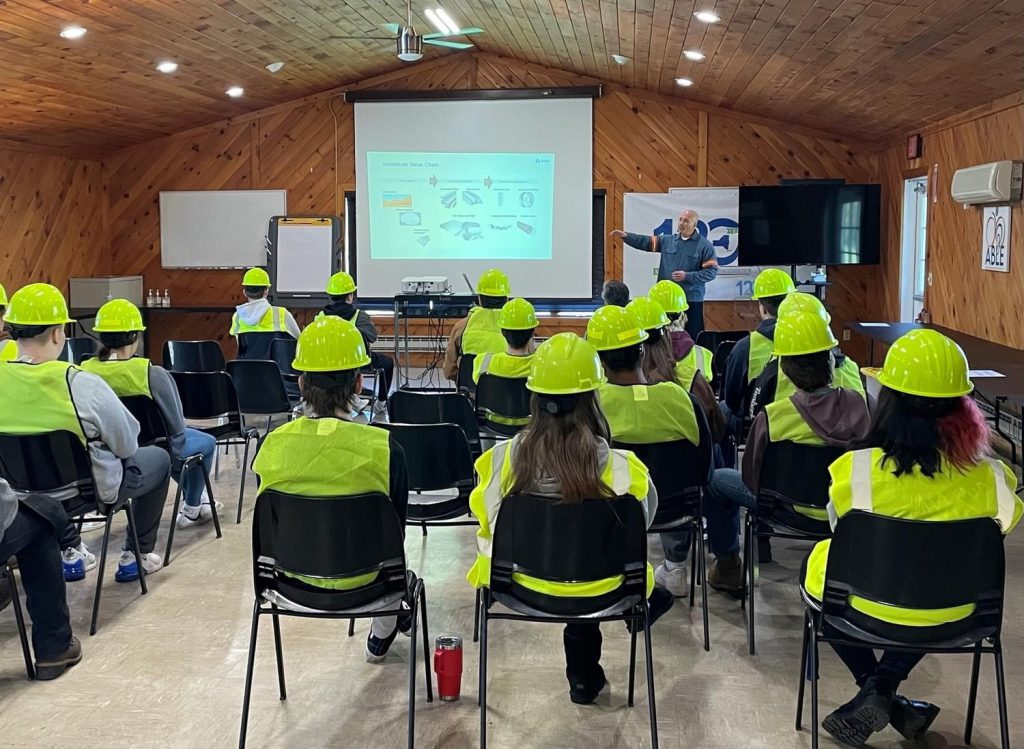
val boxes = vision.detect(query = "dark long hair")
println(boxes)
[507,391,613,503]
[97,332,139,361]
[641,328,680,385]
[861,388,990,477]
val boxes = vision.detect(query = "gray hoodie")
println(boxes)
[231,299,301,339]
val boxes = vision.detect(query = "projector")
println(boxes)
[401,276,449,294]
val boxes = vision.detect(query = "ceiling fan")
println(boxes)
[330,0,484,62]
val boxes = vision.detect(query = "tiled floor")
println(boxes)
[1,446,1022,748]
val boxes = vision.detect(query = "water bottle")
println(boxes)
[163,289,171,308]
[146,289,155,307]
[433,635,463,701]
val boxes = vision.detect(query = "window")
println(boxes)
[838,197,863,265]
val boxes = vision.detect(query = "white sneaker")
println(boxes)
[176,504,209,528]
[120,550,162,574]
[62,543,97,571]
[654,562,689,598]
[199,496,224,521]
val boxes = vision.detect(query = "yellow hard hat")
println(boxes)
[773,310,837,356]
[292,315,371,372]
[4,283,75,327]
[586,305,649,351]
[626,297,670,331]
[242,268,271,287]
[877,329,973,398]
[527,332,607,395]
[0,283,8,308]
[778,291,830,323]
[648,280,688,313]
[498,298,538,330]
[326,271,356,296]
[476,269,510,298]
[94,299,146,333]
[751,268,796,300]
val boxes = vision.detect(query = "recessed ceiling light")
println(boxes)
[59,26,87,40]
[226,86,244,98]
[684,50,705,61]
[156,61,178,74]
[694,11,721,23]
[266,62,285,73]
[676,78,694,87]
[611,54,630,65]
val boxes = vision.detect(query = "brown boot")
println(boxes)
[708,554,744,596]
[35,636,82,681]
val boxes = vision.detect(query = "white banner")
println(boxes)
[982,205,1011,273]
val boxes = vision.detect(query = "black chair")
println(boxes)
[711,340,737,398]
[163,340,226,373]
[695,329,747,355]
[59,337,96,366]
[388,389,482,457]
[615,396,714,651]
[270,338,299,385]
[743,441,844,655]
[3,559,34,679]
[225,359,294,434]
[474,374,531,438]
[120,396,222,566]
[480,493,658,749]
[797,513,1009,749]
[239,490,432,749]
[171,371,260,524]
[0,431,147,636]
[457,353,477,394]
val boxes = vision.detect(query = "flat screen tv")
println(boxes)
[738,184,881,266]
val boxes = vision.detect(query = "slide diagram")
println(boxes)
[366,151,555,261]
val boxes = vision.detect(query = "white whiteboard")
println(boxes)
[159,190,287,268]
[276,223,334,293]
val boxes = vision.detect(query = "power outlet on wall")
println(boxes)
[842,329,851,342]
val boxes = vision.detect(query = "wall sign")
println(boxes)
[982,205,1011,273]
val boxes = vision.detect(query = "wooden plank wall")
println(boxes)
[876,101,1024,349]
[100,53,878,363]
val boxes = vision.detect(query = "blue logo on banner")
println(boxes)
[651,217,740,266]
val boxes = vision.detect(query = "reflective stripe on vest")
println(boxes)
[598,381,701,446]
[0,339,16,362]
[461,307,506,355]
[79,357,152,398]
[252,417,390,590]
[0,360,87,444]
[747,331,774,384]
[674,345,713,391]
[231,306,286,335]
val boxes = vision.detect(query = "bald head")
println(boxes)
[678,210,699,237]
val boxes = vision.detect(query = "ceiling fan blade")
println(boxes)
[425,39,475,49]
[328,35,395,40]
[423,27,484,40]
[383,23,401,34]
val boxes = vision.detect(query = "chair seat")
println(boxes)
[407,493,470,521]
[198,422,247,440]
[491,586,644,619]
[263,586,405,616]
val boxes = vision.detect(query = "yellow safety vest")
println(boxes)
[765,397,828,520]
[747,330,774,384]
[467,436,654,597]
[252,416,391,590]
[230,306,288,336]
[804,447,1023,626]
[598,381,700,446]
[674,345,713,391]
[0,360,87,444]
[0,339,16,362]
[461,307,506,356]
[472,351,534,384]
[833,355,865,394]
[79,357,152,398]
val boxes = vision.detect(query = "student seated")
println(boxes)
[472,297,537,382]
[443,268,510,382]
[0,478,80,680]
[252,315,412,663]
[803,329,1022,746]
[703,310,870,594]
[748,292,864,419]
[721,268,795,436]
[229,268,300,360]
[467,332,672,704]
[81,299,220,528]
[0,284,170,582]
[323,271,394,406]
[0,282,16,361]
[649,280,713,384]
[586,305,700,599]
[600,279,630,307]
[627,295,725,443]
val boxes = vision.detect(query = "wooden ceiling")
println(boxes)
[2,1,1024,157]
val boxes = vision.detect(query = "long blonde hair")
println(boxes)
[641,328,680,385]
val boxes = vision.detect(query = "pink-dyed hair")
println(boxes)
[938,396,991,470]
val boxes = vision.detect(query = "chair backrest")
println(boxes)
[226,359,292,415]
[253,490,407,596]
[163,340,226,373]
[711,340,737,394]
[237,331,292,362]
[270,338,299,381]
[475,374,531,423]
[457,353,477,392]
[758,440,845,533]
[59,337,96,366]
[388,389,481,453]
[490,493,648,615]
[823,512,1005,640]
[170,370,243,427]
[379,422,474,491]
[0,431,95,501]
[119,395,170,451]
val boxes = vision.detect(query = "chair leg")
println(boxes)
[689,532,697,606]
[643,603,660,749]
[89,515,114,636]
[348,618,355,637]
[270,604,286,701]
[965,642,983,744]
[202,462,223,539]
[407,588,419,749]
[125,502,148,596]
[163,483,185,567]
[236,437,252,524]
[795,612,810,730]
[420,585,433,702]
[421,521,428,537]
[740,516,749,611]
[747,518,756,656]
[479,604,489,749]
[473,588,481,643]
[628,614,638,707]
[238,601,260,749]
[7,570,35,680]
[808,624,820,749]
[994,647,1011,749]
[698,522,710,652]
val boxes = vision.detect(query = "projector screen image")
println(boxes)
[367,151,555,261]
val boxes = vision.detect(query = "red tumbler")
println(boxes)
[434,635,463,701]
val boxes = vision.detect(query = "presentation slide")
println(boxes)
[367,151,554,261]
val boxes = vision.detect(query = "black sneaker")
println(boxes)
[568,666,607,705]
[890,695,940,740]
[626,585,675,633]
[757,535,774,564]
[36,636,83,681]
[822,677,894,747]
[364,627,399,664]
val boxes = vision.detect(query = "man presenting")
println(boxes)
[611,209,719,338]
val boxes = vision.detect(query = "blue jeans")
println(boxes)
[705,468,757,557]
[173,428,217,507]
